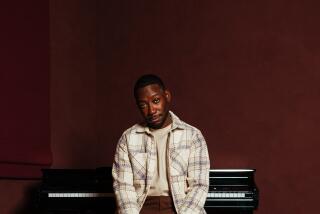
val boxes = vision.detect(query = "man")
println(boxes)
[112,74,210,214]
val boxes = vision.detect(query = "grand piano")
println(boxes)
[37,167,259,214]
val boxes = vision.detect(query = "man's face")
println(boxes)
[136,84,171,129]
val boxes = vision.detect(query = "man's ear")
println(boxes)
[164,90,172,103]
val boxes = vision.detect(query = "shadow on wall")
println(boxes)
[13,182,42,214]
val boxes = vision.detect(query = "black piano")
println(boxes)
[205,169,259,214]
[37,167,258,214]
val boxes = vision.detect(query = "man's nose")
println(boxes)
[148,104,156,115]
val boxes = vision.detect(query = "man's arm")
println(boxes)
[179,130,210,214]
[112,134,140,214]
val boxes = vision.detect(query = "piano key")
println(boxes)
[207,192,249,198]
[47,192,115,198]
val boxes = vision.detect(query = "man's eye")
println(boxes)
[139,103,146,109]
[153,98,160,104]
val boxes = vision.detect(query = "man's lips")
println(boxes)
[148,115,161,123]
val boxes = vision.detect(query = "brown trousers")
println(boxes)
[140,196,177,214]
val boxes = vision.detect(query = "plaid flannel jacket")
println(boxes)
[112,111,210,214]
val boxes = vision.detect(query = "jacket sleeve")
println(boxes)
[112,134,140,214]
[179,130,210,214]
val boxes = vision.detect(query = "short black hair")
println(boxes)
[134,74,166,99]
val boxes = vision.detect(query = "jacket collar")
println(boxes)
[135,111,185,134]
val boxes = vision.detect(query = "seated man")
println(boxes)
[112,74,210,214]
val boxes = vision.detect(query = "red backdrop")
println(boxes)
[0,1,51,178]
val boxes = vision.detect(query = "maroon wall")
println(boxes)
[50,0,98,168]
[0,1,51,178]
[0,1,50,213]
